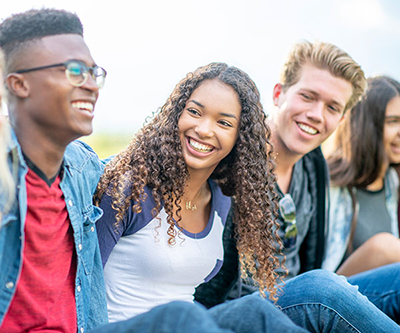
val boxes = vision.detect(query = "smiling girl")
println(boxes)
[94,63,282,325]
[323,76,400,275]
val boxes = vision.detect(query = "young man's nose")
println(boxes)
[306,102,324,123]
[82,74,100,93]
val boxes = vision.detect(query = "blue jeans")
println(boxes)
[209,294,308,332]
[90,296,308,333]
[89,301,231,333]
[348,262,400,324]
[275,269,400,332]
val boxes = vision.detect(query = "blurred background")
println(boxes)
[2,0,400,157]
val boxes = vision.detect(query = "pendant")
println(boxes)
[185,201,197,211]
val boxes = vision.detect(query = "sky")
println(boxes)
[2,0,400,135]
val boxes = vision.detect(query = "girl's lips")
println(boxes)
[188,137,214,152]
[390,143,400,154]
[186,137,215,156]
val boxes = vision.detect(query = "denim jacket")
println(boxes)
[322,167,399,272]
[0,129,108,332]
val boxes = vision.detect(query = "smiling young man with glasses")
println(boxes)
[196,41,400,331]
[0,8,247,333]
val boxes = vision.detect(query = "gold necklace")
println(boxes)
[185,201,197,211]
[184,184,209,211]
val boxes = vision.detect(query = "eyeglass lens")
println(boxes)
[65,62,106,89]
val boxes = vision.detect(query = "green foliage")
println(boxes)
[81,132,132,159]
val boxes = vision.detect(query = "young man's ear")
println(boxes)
[273,83,283,106]
[6,73,30,98]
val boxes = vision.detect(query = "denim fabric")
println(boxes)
[348,262,400,324]
[0,130,108,332]
[209,295,308,333]
[91,296,309,333]
[276,270,400,332]
[90,301,233,333]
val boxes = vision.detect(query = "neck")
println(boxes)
[183,168,213,210]
[15,124,68,179]
[366,164,388,191]
[271,132,304,194]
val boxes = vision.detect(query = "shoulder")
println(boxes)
[64,140,104,173]
[329,185,349,205]
[303,147,327,169]
[303,146,329,184]
[209,179,231,223]
[387,167,399,187]
[98,183,158,236]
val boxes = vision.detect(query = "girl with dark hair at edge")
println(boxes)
[93,63,301,333]
[323,76,400,276]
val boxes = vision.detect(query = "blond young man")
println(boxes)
[196,41,400,331]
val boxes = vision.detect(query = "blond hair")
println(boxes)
[280,40,367,112]
[0,48,14,219]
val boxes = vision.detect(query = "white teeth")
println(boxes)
[297,122,317,135]
[189,138,213,153]
[72,101,93,112]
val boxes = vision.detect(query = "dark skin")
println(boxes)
[6,34,100,179]
[175,79,241,233]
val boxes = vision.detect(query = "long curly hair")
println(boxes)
[95,62,282,299]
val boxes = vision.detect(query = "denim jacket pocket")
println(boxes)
[81,205,103,275]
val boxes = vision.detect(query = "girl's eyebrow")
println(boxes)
[188,99,239,120]
[187,99,204,108]
[219,112,238,120]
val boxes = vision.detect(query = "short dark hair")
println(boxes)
[0,8,83,72]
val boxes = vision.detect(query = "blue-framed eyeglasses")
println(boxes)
[14,60,107,89]
[279,194,298,250]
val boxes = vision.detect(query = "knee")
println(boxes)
[237,294,273,310]
[293,269,343,287]
[365,233,399,253]
[282,269,361,301]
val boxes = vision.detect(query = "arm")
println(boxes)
[96,192,124,267]
[96,185,156,267]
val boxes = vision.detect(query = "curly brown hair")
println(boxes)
[95,62,282,299]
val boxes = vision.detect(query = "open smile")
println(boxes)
[296,122,318,135]
[188,137,214,153]
[72,101,94,114]
[390,143,400,154]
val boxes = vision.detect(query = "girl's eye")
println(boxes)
[219,120,233,128]
[386,118,400,124]
[187,108,200,116]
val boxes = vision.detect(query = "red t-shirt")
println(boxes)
[1,167,77,332]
